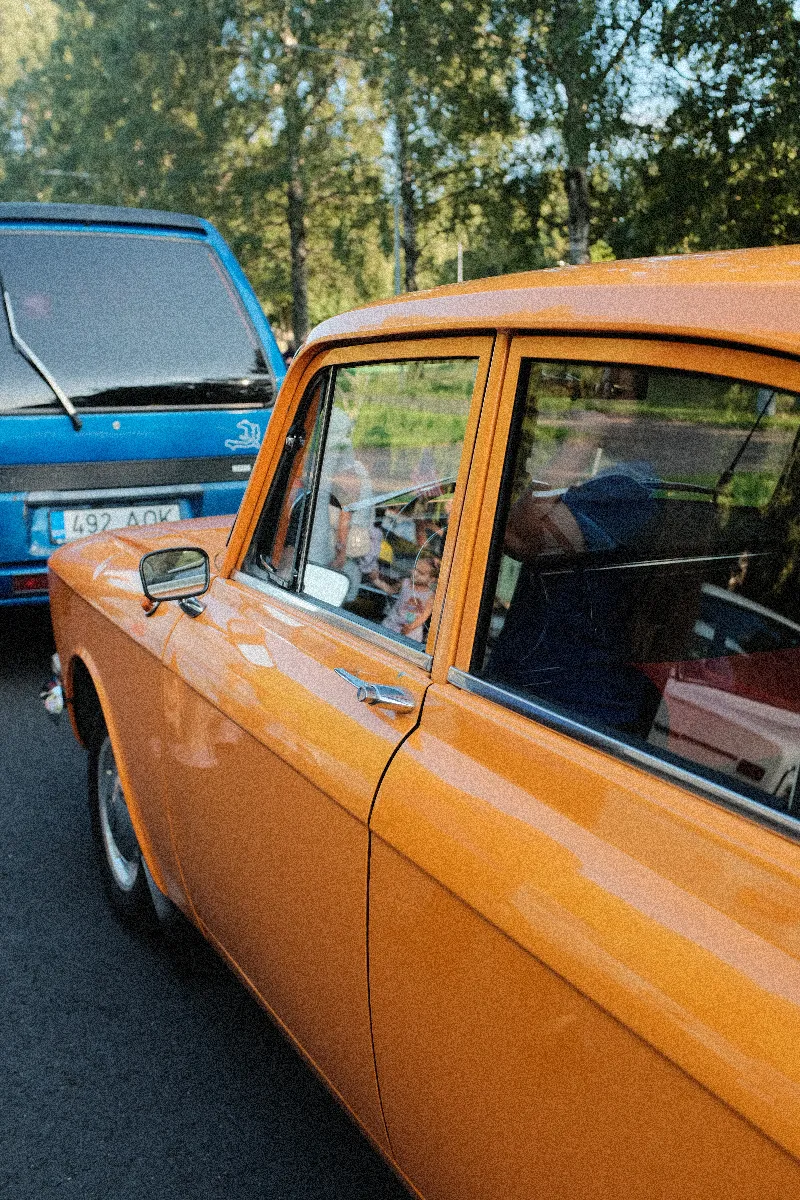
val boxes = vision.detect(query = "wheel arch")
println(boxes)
[69,655,105,749]
[66,649,174,901]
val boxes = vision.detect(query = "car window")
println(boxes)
[0,230,273,413]
[0,315,54,411]
[242,371,329,588]
[244,356,479,650]
[472,359,800,816]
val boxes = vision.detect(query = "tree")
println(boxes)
[510,0,670,263]
[0,0,58,185]
[605,0,800,256]
[1,0,390,341]
[372,0,517,290]
[227,1,386,342]
[0,0,58,94]
[1,0,239,216]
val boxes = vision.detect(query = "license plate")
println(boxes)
[49,503,182,544]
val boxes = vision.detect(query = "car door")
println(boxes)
[368,335,800,1199]
[159,336,493,1148]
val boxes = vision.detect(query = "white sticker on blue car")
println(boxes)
[225,419,262,452]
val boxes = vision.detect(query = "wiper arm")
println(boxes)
[714,388,773,497]
[1,288,82,430]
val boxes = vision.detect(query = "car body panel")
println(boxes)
[49,516,233,898]
[48,251,800,1197]
[155,335,495,1148]
[369,683,800,1195]
[160,574,431,1151]
[369,843,800,1200]
[307,245,800,358]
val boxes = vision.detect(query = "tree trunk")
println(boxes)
[396,117,419,292]
[287,163,309,345]
[285,86,309,345]
[565,163,590,265]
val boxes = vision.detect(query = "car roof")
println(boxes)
[306,245,800,358]
[0,201,206,234]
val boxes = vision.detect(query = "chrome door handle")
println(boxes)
[334,668,416,712]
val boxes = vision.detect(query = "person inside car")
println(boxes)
[381,553,438,642]
[486,469,663,739]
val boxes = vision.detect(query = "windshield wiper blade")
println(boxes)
[714,388,774,497]
[1,288,82,430]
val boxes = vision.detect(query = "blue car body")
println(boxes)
[0,202,286,604]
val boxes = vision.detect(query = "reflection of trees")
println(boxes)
[763,426,800,622]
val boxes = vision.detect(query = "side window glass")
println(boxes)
[474,360,800,816]
[246,356,478,645]
[243,372,328,587]
[301,357,478,646]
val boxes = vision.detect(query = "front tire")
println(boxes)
[88,731,158,931]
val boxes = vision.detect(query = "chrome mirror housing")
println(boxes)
[139,547,210,603]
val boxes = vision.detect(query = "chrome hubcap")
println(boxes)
[97,738,140,891]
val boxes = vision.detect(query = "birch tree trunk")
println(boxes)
[397,117,419,292]
[566,162,591,265]
[285,87,309,345]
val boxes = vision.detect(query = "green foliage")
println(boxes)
[604,0,800,256]
[0,0,58,94]
[354,403,468,449]
[339,357,477,446]
[1,0,238,215]
[673,472,781,508]
[2,0,800,338]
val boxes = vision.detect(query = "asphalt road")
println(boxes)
[1,605,407,1200]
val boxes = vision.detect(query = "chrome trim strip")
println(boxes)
[232,570,316,610]
[541,552,765,577]
[446,667,800,843]
[26,484,204,506]
[232,570,433,671]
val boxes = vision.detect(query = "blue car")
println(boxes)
[0,202,286,604]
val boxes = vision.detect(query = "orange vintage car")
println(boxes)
[48,248,800,1199]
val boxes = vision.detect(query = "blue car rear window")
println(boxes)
[0,229,274,413]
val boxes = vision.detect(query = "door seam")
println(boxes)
[364,680,432,1160]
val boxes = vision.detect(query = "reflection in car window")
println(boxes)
[0,230,273,413]
[243,373,328,588]
[246,357,478,649]
[302,359,477,645]
[473,360,800,816]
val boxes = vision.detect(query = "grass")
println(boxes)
[535,385,800,431]
[569,400,800,431]
[353,402,468,449]
[662,471,781,508]
[336,359,478,450]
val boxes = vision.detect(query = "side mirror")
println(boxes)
[139,547,210,604]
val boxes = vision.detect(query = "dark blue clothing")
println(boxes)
[487,472,660,736]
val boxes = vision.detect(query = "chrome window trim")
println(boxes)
[232,570,433,671]
[447,667,800,844]
[540,551,766,577]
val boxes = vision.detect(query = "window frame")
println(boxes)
[231,334,496,660]
[449,333,800,842]
[239,367,333,591]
